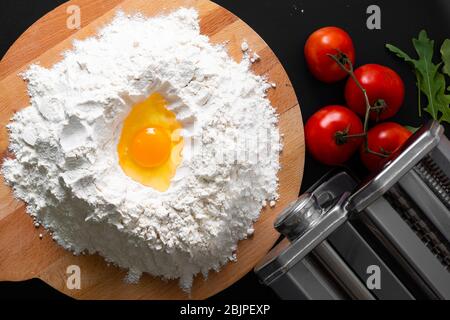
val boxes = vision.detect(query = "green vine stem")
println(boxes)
[327,51,389,158]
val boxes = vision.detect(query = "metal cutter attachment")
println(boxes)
[255,121,450,300]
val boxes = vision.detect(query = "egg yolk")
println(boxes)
[130,127,171,168]
[117,93,183,192]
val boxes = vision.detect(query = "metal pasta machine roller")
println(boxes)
[255,121,450,300]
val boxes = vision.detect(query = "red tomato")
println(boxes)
[305,105,364,166]
[361,122,412,171]
[345,64,405,121]
[304,27,355,83]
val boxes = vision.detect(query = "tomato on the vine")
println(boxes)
[361,122,412,171]
[345,64,405,121]
[305,105,364,166]
[304,27,355,83]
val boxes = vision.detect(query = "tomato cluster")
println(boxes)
[304,27,412,171]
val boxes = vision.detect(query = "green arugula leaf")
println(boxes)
[441,39,450,77]
[386,31,450,124]
[405,125,420,133]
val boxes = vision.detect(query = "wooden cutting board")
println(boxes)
[0,0,304,299]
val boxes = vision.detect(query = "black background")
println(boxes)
[0,0,449,300]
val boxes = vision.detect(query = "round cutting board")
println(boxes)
[0,0,304,299]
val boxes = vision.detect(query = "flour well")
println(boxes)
[1,8,281,291]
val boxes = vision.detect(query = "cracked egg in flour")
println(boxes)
[117,93,184,192]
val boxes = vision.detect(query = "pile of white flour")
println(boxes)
[1,8,281,291]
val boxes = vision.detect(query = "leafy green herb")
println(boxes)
[386,31,450,124]
[441,39,450,77]
[405,125,419,134]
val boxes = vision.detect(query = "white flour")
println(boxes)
[1,8,281,291]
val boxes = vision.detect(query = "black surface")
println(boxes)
[0,0,449,300]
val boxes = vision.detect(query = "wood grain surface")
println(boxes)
[0,0,304,299]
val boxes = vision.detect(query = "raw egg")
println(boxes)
[117,93,183,192]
